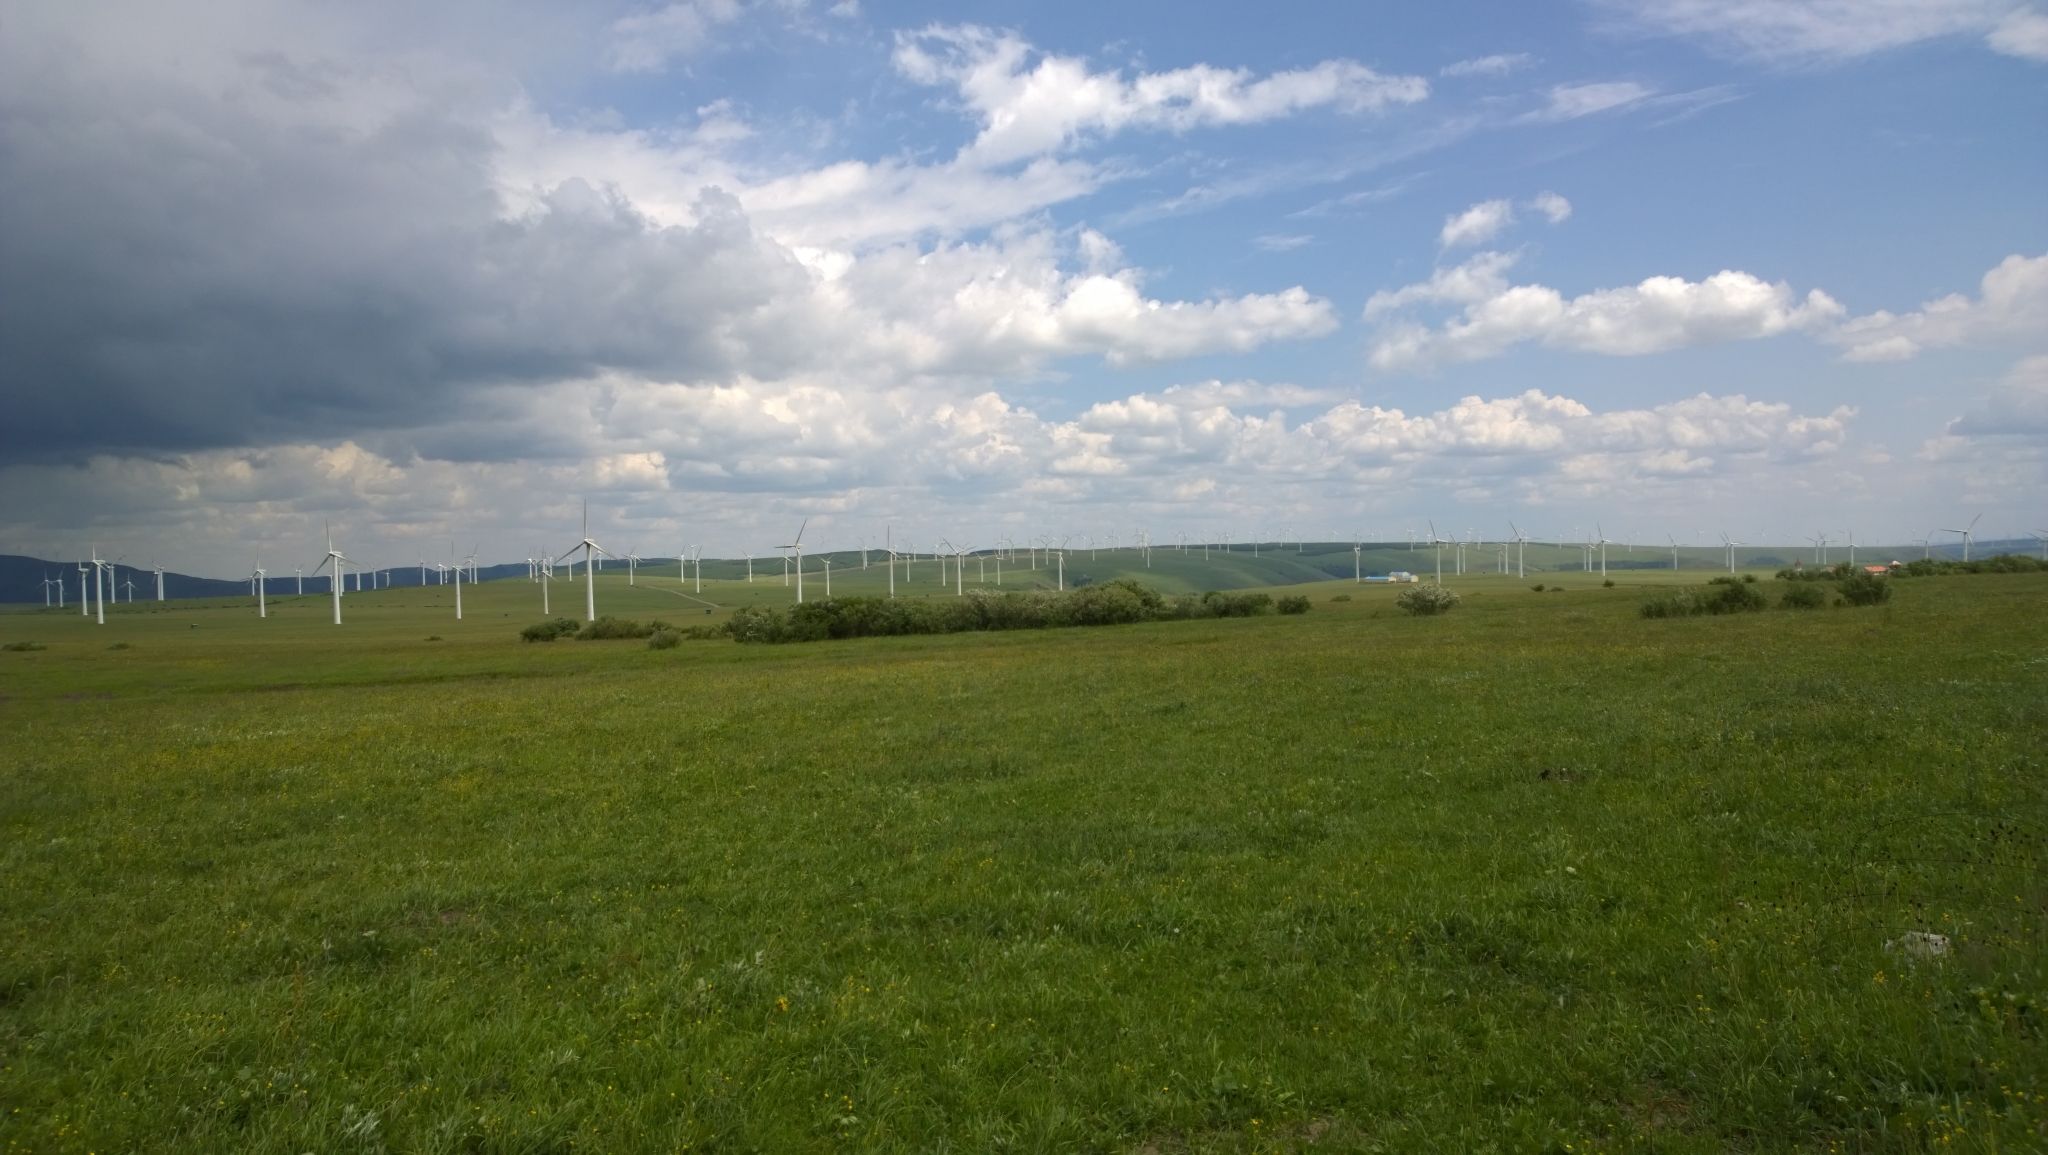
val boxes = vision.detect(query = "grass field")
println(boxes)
[2,568,2044,1151]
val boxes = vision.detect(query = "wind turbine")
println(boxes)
[153,564,165,602]
[1353,540,1362,583]
[1508,522,1531,579]
[2031,530,2048,561]
[1667,534,1680,571]
[1937,513,1981,562]
[780,518,808,603]
[1720,532,1743,575]
[1426,521,1448,585]
[1809,531,1830,567]
[555,503,609,622]
[887,524,897,598]
[1596,523,1612,578]
[87,547,107,625]
[309,524,349,625]
[252,563,267,618]
[454,545,475,620]
[626,548,641,586]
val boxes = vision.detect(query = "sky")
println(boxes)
[1,0,2043,574]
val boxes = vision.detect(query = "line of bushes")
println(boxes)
[520,616,695,643]
[1643,571,1892,619]
[1778,554,2045,582]
[723,580,1300,644]
[519,583,1308,647]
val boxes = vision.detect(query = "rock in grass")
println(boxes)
[1885,931,1950,962]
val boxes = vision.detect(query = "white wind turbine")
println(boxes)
[555,503,610,622]
[780,518,808,603]
[76,561,89,618]
[252,563,267,618]
[1509,522,1531,579]
[1808,531,1830,567]
[123,578,135,603]
[1596,523,1612,578]
[1937,513,1981,562]
[153,564,165,602]
[454,545,476,620]
[309,524,349,625]
[1720,532,1743,575]
[626,548,641,586]
[1667,534,1680,571]
[1426,521,1449,585]
[87,547,108,625]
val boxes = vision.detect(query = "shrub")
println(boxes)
[520,617,580,643]
[577,616,657,640]
[1602,579,1615,588]
[108,642,132,651]
[647,628,682,649]
[1704,580,1768,614]
[1395,585,1460,616]
[1329,594,1352,603]
[1780,584,1826,610]
[1276,595,1311,615]
[1639,592,1701,619]
[3,641,47,652]
[1531,584,1546,592]
[1837,570,1892,606]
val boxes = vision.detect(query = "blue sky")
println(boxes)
[1,0,2043,571]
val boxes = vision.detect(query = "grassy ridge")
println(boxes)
[1,574,2044,1151]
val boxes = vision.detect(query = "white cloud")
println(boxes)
[606,0,744,72]
[0,379,1860,572]
[1521,81,1655,122]
[1364,250,1521,317]
[1441,53,1536,77]
[1830,252,2048,361]
[1990,8,2048,59]
[1529,190,1573,223]
[1369,263,1844,368]
[1590,0,2045,64]
[1440,199,1515,248]
[892,25,1429,165]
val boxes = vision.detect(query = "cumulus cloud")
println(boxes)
[1529,190,1573,223]
[1830,253,2048,361]
[1436,192,1571,248]
[1368,261,1844,368]
[1589,0,2046,64]
[1440,200,1516,248]
[892,25,1429,165]
[0,380,1857,571]
[1441,53,1535,77]
[0,15,1338,462]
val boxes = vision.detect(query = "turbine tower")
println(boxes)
[554,502,609,622]
[309,524,349,625]
[779,518,808,603]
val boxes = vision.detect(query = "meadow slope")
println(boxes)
[1,572,2043,1151]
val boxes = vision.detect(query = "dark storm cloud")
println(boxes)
[0,42,812,464]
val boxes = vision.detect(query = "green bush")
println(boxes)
[1641,581,1768,618]
[1639,592,1701,619]
[1704,580,1768,614]
[3,641,47,652]
[1780,583,1826,610]
[576,616,670,641]
[1395,585,1460,616]
[647,628,682,650]
[1329,594,1352,603]
[1837,570,1892,606]
[1276,595,1311,615]
[520,617,581,643]
[1531,584,1545,592]
[1602,579,1615,588]
[721,579,1297,644]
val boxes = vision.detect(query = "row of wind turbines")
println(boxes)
[46,508,2037,625]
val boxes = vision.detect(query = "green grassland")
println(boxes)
[2,568,2044,1151]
